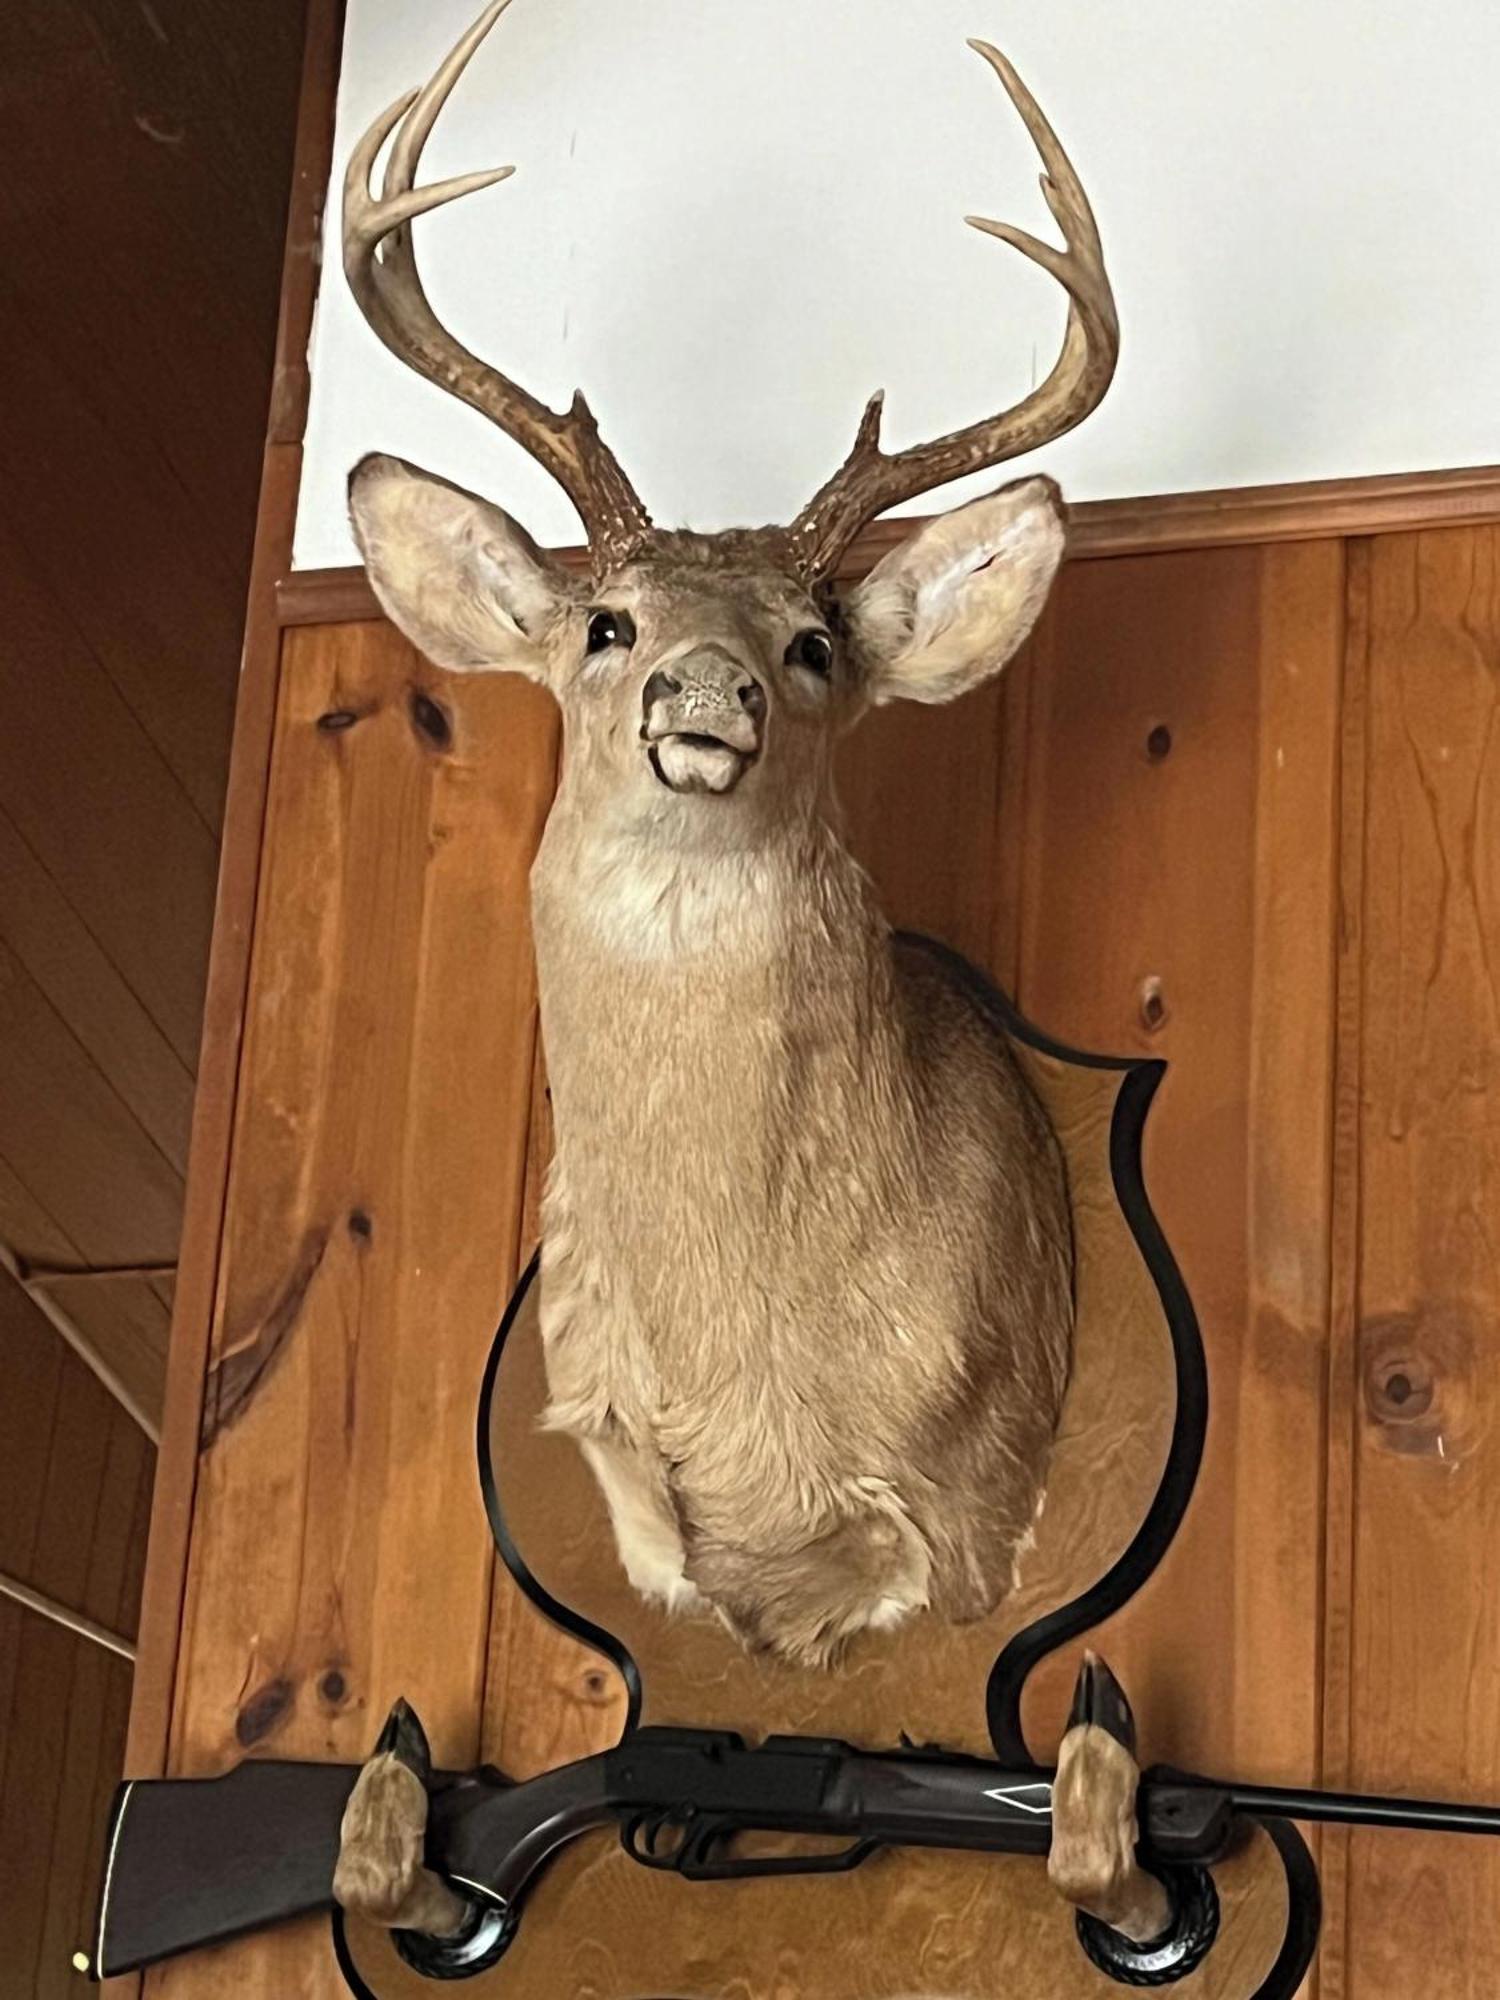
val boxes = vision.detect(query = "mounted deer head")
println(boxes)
[344,0,1117,836]
[337,0,1145,1964]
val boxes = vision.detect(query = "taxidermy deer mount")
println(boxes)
[336,0,1157,1957]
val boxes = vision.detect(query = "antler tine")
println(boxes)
[786,40,1118,580]
[382,0,514,210]
[343,1,652,567]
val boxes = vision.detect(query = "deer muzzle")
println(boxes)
[641,652,766,796]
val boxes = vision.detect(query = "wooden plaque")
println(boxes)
[334,951,1315,1998]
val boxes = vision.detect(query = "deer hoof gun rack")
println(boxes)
[88,958,1500,1997]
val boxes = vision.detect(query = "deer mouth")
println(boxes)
[647,732,758,796]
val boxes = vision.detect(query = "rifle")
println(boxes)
[85,1710,1500,1988]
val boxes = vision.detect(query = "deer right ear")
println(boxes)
[347,455,579,680]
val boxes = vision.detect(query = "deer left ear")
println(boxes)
[844,476,1066,706]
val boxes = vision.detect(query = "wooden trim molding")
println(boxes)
[277,462,1500,626]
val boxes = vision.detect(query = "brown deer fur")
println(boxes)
[350,461,1075,1667]
[332,0,1153,1950]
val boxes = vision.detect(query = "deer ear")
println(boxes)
[844,476,1065,706]
[347,454,580,679]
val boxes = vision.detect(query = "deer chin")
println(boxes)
[648,734,756,796]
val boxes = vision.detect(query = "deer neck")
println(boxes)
[530,804,902,1230]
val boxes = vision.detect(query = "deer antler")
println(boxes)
[785,41,1119,579]
[343,0,653,569]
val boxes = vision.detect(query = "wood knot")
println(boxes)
[1146,723,1173,761]
[316,708,362,733]
[1138,975,1169,1034]
[348,1208,373,1244]
[1368,1362,1433,1422]
[319,1668,350,1706]
[1360,1309,1480,1464]
[236,1677,295,1747]
[409,688,453,750]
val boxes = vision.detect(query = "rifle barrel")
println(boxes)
[1223,1781,1500,1840]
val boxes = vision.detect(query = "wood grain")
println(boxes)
[0,1267,154,1997]
[1335,526,1500,1998]
[38,1273,175,1434]
[135,511,1500,1993]
[0,806,194,1177]
[125,0,344,1790]
[891,543,1345,1800]
[1316,538,1375,2000]
[0,0,303,1466]
[0,1267,156,1636]
[0,1604,137,2000]
[143,624,557,2000]
[339,1824,1289,2000]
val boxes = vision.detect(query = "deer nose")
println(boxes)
[640,654,766,753]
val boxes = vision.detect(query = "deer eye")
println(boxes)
[586,608,635,654]
[786,629,833,677]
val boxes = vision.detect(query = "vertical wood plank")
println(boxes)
[1341,526,1500,1998]
[1316,536,1375,2000]
[1240,541,1344,1790]
[0,1276,153,1997]
[1004,544,1342,1811]
[146,625,556,1999]
[837,674,1019,969]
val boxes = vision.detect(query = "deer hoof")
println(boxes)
[1048,1653,1173,1946]
[333,1699,472,1937]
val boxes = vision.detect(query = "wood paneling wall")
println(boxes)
[0,8,303,1995]
[127,516,1500,1995]
[1318,527,1500,1996]
[0,1267,155,1999]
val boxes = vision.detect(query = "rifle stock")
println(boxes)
[91,1759,361,1977]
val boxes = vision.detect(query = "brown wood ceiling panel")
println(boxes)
[0,935,184,1265]
[0,1272,155,1994]
[0,1265,155,1635]
[0,805,194,1175]
[0,0,305,1287]
[0,530,220,1069]
[43,1273,175,1436]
